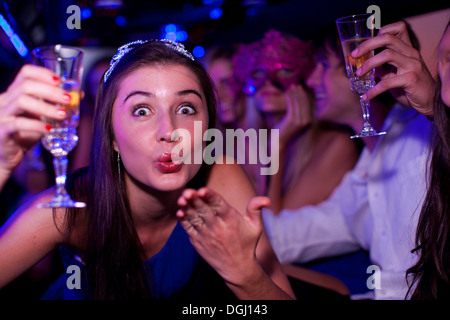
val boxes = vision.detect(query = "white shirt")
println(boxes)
[263,104,432,300]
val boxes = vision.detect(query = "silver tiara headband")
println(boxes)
[103,39,195,83]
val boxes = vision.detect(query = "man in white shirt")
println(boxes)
[263,103,432,299]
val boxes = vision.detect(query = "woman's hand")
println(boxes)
[0,64,69,185]
[276,84,313,146]
[353,21,436,116]
[203,161,295,299]
[177,187,270,288]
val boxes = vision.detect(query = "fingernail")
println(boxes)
[56,108,67,117]
[351,48,358,57]
[53,75,60,82]
[63,93,71,101]
[362,94,367,100]
[356,69,361,76]
[45,124,52,131]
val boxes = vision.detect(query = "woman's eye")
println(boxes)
[177,105,196,115]
[132,106,151,116]
[276,68,295,78]
[251,69,267,79]
[320,61,330,69]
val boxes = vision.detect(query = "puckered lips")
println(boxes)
[155,152,183,173]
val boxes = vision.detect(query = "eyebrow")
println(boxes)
[123,89,203,103]
[177,89,203,101]
[124,91,153,102]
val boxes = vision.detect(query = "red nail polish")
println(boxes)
[53,75,60,82]
[63,93,71,101]
[45,124,52,131]
[56,108,67,117]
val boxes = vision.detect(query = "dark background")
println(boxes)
[0,0,447,88]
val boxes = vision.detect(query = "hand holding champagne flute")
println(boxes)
[32,44,86,208]
[336,13,386,139]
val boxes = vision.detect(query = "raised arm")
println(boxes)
[0,64,69,189]
[0,189,64,288]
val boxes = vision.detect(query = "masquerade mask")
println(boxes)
[245,63,302,94]
[233,30,313,95]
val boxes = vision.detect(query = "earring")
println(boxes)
[117,152,121,181]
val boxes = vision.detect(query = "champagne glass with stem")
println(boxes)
[32,44,86,208]
[336,13,386,139]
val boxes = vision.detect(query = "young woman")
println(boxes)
[205,44,247,132]
[306,25,393,152]
[233,30,361,213]
[406,21,450,300]
[0,40,294,300]
[353,19,449,299]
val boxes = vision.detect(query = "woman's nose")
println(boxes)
[156,115,177,142]
[306,64,322,88]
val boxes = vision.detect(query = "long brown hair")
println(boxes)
[64,41,217,299]
[406,21,450,300]
[407,79,450,299]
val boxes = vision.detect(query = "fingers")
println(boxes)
[377,21,413,45]
[364,71,435,116]
[1,116,50,137]
[19,79,70,109]
[4,87,68,119]
[245,196,270,227]
[12,64,62,86]
[247,196,271,215]
[2,64,72,120]
[352,21,421,77]
[356,48,419,78]
[0,65,70,142]
[363,72,412,100]
[347,19,436,114]
[286,85,303,113]
[284,84,312,128]
[353,21,415,58]
[177,188,225,234]
[177,187,270,239]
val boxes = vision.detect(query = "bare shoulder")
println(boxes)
[308,126,360,176]
[207,155,254,189]
[206,156,256,214]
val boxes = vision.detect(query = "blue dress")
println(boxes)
[41,222,234,300]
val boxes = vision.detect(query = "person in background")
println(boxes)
[205,44,247,132]
[233,29,361,207]
[262,20,435,299]
[0,40,294,300]
[287,22,394,297]
[355,19,449,299]
[407,20,450,300]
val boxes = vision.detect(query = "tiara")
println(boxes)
[103,39,195,83]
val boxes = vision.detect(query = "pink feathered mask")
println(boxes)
[232,29,314,94]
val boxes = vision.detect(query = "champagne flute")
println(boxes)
[32,44,86,208]
[336,14,386,139]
